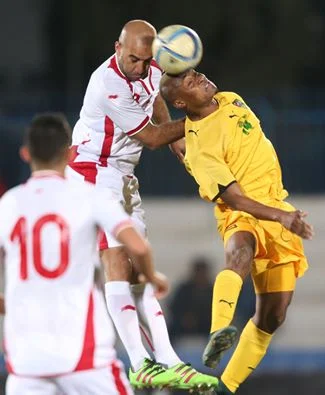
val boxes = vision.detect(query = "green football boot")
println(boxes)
[129,358,180,389]
[202,326,238,369]
[169,362,219,391]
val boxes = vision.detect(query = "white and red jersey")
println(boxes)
[69,54,162,179]
[0,171,133,377]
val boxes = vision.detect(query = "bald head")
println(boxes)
[160,73,183,104]
[119,20,156,47]
[115,20,156,81]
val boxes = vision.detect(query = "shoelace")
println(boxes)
[174,362,197,377]
[143,359,166,375]
[175,362,194,370]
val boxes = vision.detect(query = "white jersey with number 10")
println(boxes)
[0,171,132,377]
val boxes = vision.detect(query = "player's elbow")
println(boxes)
[135,124,168,150]
[220,189,243,211]
[130,240,150,258]
[228,200,242,211]
[143,140,161,150]
[135,132,160,150]
[220,193,239,210]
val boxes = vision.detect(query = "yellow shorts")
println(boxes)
[252,262,297,294]
[217,200,308,294]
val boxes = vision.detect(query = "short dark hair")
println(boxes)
[25,113,72,163]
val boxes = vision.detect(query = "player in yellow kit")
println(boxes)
[160,69,314,394]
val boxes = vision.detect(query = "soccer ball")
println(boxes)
[152,25,203,75]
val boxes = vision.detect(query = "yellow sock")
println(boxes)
[210,269,243,333]
[221,319,273,393]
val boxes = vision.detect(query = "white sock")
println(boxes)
[105,281,150,371]
[131,283,181,367]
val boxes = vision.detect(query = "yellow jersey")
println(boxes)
[184,92,288,215]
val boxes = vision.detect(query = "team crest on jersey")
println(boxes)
[232,99,248,109]
[238,117,253,135]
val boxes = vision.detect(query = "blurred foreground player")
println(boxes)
[0,113,174,394]
[160,70,313,394]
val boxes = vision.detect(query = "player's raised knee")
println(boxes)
[225,244,254,278]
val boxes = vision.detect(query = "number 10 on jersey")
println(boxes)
[10,214,70,280]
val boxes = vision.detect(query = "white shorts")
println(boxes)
[6,361,134,395]
[66,164,146,250]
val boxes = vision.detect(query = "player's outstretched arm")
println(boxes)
[220,182,314,240]
[131,119,185,150]
[152,93,171,124]
[116,227,169,299]
[151,93,186,161]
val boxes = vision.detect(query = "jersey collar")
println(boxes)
[31,170,65,180]
[109,55,128,81]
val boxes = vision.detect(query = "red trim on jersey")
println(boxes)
[74,291,95,371]
[69,145,79,162]
[98,219,133,251]
[150,59,162,72]
[68,139,92,167]
[113,219,134,238]
[3,339,15,374]
[99,116,114,167]
[111,361,128,395]
[109,55,126,80]
[148,67,155,91]
[98,229,109,250]
[139,80,150,95]
[126,116,150,136]
[108,56,133,93]
[68,162,98,184]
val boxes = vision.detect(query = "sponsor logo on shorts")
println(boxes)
[225,224,238,232]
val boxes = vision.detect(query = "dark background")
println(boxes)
[0,0,324,194]
[0,2,324,394]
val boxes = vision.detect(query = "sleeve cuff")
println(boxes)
[126,116,150,136]
[212,180,237,202]
[113,219,134,238]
